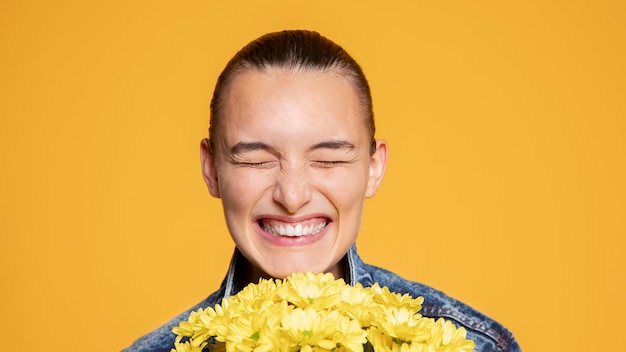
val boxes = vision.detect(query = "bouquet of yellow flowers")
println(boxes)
[172,273,475,352]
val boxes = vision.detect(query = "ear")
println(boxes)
[200,138,221,198]
[365,139,389,198]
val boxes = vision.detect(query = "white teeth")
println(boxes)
[262,221,327,237]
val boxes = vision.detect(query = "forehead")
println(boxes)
[215,68,369,144]
[223,67,360,111]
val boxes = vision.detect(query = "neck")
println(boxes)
[236,254,348,290]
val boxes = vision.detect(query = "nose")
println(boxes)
[272,167,312,213]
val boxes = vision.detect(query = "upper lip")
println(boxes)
[254,213,331,223]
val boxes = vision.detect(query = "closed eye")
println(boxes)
[234,161,276,168]
[313,160,351,167]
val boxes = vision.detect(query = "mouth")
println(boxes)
[258,218,329,237]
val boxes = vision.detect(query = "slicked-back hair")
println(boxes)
[208,30,375,153]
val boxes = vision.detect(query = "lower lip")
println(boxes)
[254,221,330,246]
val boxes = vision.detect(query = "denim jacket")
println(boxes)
[123,245,520,352]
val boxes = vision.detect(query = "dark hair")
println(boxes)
[209,30,375,153]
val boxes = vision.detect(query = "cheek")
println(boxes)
[317,167,369,207]
[218,169,272,211]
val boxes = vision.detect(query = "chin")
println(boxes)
[264,265,323,279]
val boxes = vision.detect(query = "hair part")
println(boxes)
[209,30,376,153]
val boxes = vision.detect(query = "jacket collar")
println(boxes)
[222,244,366,298]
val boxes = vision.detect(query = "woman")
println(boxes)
[124,30,520,352]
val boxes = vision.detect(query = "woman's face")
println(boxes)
[201,68,387,279]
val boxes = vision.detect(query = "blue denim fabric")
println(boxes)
[123,245,520,352]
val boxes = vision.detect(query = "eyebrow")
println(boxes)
[307,140,356,152]
[230,141,277,155]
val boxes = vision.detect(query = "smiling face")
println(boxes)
[201,67,388,280]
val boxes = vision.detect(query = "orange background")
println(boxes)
[1,1,624,351]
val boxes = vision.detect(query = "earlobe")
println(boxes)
[200,138,221,198]
[365,139,389,198]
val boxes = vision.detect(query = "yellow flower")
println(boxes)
[372,307,429,345]
[277,273,345,310]
[232,277,280,309]
[429,318,475,352]
[171,307,219,348]
[280,307,337,349]
[335,284,377,327]
[170,340,204,352]
[365,326,393,352]
[223,302,290,352]
[189,299,240,347]
[172,307,211,337]
[370,284,424,312]
[171,274,475,352]
[330,314,367,352]
[339,284,374,306]
[272,305,366,352]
